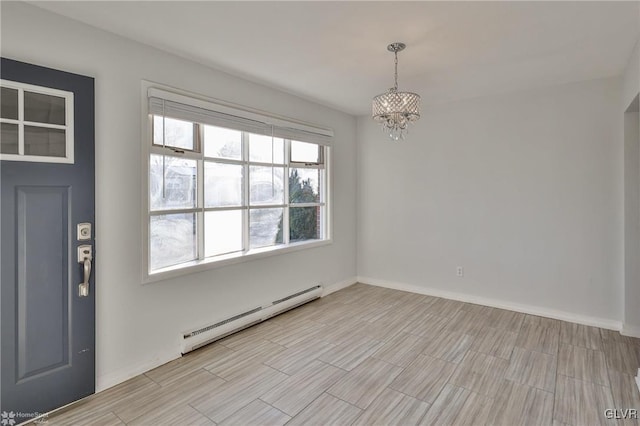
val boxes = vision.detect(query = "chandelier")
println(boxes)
[372,42,421,141]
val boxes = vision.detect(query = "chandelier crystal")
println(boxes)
[372,42,421,141]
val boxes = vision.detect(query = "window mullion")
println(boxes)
[197,125,205,260]
[283,139,290,245]
[18,88,24,155]
[242,132,250,252]
[320,153,326,239]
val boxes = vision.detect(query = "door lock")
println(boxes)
[77,223,91,241]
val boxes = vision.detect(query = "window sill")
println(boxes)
[143,239,332,284]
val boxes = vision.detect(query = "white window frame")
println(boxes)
[141,81,333,284]
[0,79,74,164]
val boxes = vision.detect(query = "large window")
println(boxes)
[144,86,332,279]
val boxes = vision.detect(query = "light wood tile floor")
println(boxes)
[46,283,640,426]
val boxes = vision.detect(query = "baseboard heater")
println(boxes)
[180,285,322,354]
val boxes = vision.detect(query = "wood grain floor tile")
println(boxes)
[486,308,525,333]
[604,341,640,375]
[305,302,364,325]
[601,329,640,347]
[218,400,290,426]
[505,347,557,392]
[114,369,224,423]
[263,338,336,375]
[425,298,464,318]
[261,360,346,416]
[559,322,603,350]
[352,387,431,426]
[558,343,609,386]
[263,319,327,347]
[128,403,214,426]
[286,393,362,426]
[369,302,427,327]
[45,284,636,426]
[516,322,560,355]
[471,326,517,360]
[553,375,615,426]
[419,384,494,426]
[372,332,429,367]
[523,314,561,330]
[402,313,450,339]
[217,321,286,351]
[89,412,127,426]
[312,317,371,346]
[460,303,494,316]
[190,364,288,423]
[318,334,384,371]
[358,315,416,342]
[48,411,126,426]
[390,354,457,403]
[608,370,640,426]
[488,380,554,426]
[145,343,233,385]
[47,375,160,425]
[422,330,474,364]
[327,357,404,409]
[449,351,510,398]
[267,303,319,326]
[445,310,490,336]
[203,339,285,380]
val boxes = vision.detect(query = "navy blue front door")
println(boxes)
[1,58,95,423]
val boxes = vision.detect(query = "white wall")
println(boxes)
[358,77,623,327]
[1,2,357,390]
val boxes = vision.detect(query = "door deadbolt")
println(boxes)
[77,223,91,241]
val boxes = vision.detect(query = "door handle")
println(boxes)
[78,245,92,297]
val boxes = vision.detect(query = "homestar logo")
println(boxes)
[0,411,16,426]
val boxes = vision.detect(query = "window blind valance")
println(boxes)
[148,87,334,146]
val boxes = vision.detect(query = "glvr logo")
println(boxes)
[0,411,16,426]
[604,408,638,419]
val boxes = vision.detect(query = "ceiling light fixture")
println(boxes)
[372,42,421,141]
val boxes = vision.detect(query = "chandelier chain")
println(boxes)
[394,50,398,90]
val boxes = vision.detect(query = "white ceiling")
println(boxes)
[30,1,640,115]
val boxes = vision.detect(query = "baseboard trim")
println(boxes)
[95,275,358,393]
[357,276,622,331]
[322,276,358,297]
[621,324,640,338]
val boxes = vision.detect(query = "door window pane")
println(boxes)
[250,208,283,249]
[24,91,65,125]
[290,206,320,242]
[1,87,18,119]
[249,133,284,164]
[204,162,243,207]
[24,126,65,157]
[150,154,197,210]
[205,210,243,257]
[150,213,197,270]
[291,140,320,163]
[204,125,242,160]
[250,166,284,206]
[289,168,320,203]
[153,116,195,150]
[1,123,18,154]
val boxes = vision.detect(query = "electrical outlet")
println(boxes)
[456,266,464,277]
